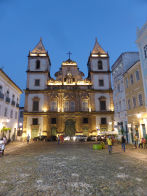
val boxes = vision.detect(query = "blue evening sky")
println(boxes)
[0,0,147,106]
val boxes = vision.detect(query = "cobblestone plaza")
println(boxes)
[1,142,147,196]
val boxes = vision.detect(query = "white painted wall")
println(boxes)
[0,72,21,140]
[28,73,48,90]
[27,94,45,112]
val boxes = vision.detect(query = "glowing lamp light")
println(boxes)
[19,122,22,126]
[137,113,141,118]
[43,107,47,112]
[109,122,112,125]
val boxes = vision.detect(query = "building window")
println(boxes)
[83,118,88,124]
[99,79,104,86]
[128,99,131,110]
[64,78,66,82]
[100,100,106,111]
[99,96,106,111]
[70,101,75,111]
[32,118,38,125]
[51,101,57,111]
[15,111,17,119]
[133,97,136,108]
[6,90,9,97]
[144,45,147,58]
[36,60,40,69]
[101,118,107,124]
[125,78,128,88]
[51,118,56,124]
[4,107,7,117]
[130,74,134,84]
[10,110,13,118]
[98,60,103,70]
[82,101,88,111]
[33,100,39,111]
[0,85,2,93]
[117,84,120,92]
[135,70,140,81]
[34,79,40,86]
[138,94,143,106]
[64,101,69,111]
[20,111,23,118]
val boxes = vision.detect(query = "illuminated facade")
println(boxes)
[124,61,146,143]
[23,38,114,138]
[0,69,22,140]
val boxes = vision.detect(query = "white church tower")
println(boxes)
[87,39,114,133]
[23,39,51,138]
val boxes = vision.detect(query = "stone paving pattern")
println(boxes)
[0,142,147,196]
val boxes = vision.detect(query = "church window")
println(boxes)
[99,79,104,86]
[51,101,57,111]
[36,60,40,69]
[51,118,56,124]
[64,78,66,82]
[138,94,143,106]
[135,70,140,81]
[73,78,75,82]
[130,74,134,84]
[70,101,75,111]
[33,100,39,111]
[82,101,88,111]
[144,45,147,58]
[64,101,69,111]
[34,79,40,86]
[99,96,106,111]
[32,118,38,125]
[98,60,103,70]
[101,118,107,124]
[100,100,106,111]
[83,118,88,124]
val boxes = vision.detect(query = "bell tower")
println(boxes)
[87,38,111,90]
[26,38,51,90]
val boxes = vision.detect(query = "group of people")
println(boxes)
[134,134,146,149]
[57,135,64,144]
[107,135,126,154]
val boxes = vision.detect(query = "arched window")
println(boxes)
[98,60,103,70]
[99,96,106,111]
[130,74,134,84]
[36,60,40,69]
[144,45,147,58]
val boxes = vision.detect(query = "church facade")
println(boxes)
[23,39,114,138]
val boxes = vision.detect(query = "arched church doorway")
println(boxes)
[64,119,76,136]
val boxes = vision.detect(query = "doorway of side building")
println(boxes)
[142,124,146,138]
[64,119,76,137]
[31,129,39,138]
[51,127,57,136]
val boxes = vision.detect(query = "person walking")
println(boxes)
[57,135,60,144]
[27,134,30,144]
[121,135,126,152]
[107,136,112,154]
[134,134,138,149]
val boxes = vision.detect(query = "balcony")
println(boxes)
[16,103,19,108]
[11,100,15,106]
[0,92,4,99]
[5,97,10,103]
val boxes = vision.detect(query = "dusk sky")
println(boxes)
[0,0,147,106]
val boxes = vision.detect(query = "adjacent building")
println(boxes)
[0,69,22,140]
[112,52,139,141]
[23,38,114,139]
[124,61,146,142]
